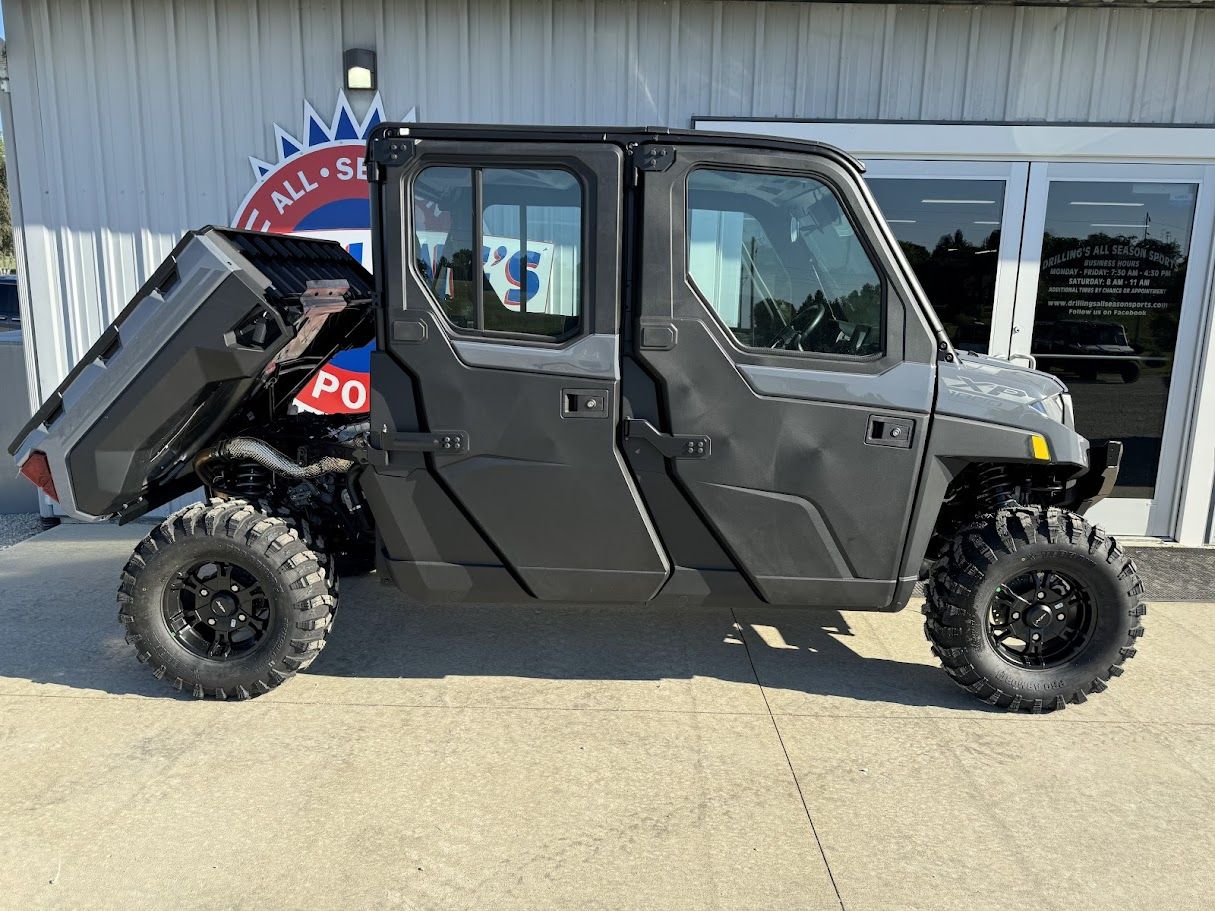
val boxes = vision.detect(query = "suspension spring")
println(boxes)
[976,464,1017,512]
[228,460,274,500]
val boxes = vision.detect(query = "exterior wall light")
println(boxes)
[344,48,377,91]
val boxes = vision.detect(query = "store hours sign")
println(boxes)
[1038,242,1185,320]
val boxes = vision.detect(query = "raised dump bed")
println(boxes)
[9,227,373,521]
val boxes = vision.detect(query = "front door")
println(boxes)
[628,144,939,609]
[367,138,668,602]
[1009,163,1215,536]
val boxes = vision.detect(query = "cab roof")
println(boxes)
[366,122,865,173]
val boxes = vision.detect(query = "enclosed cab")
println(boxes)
[10,126,1143,710]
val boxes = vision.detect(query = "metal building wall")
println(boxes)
[6,0,1215,405]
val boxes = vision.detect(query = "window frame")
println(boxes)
[683,163,888,364]
[409,160,590,346]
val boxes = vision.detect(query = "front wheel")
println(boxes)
[117,499,337,699]
[923,506,1145,712]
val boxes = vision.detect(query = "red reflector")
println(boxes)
[19,451,59,502]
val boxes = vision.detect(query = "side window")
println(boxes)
[413,165,583,339]
[687,169,884,357]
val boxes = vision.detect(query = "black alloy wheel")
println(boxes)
[986,568,1095,669]
[162,559,273,661]
[923,505,1145,712]
[119,499,337,699]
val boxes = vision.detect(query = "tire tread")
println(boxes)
[116,499,338,700]
[923,505,1145,713]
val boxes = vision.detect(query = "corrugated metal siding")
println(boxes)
[7,0,1215,400]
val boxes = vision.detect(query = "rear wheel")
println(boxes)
[118,499,337,699]
[923,506,1145,712]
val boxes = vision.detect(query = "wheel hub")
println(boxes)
[1026,604,1054,629]
[209,592,237,617]
[161,558,273,661]
[987,569,1096,669]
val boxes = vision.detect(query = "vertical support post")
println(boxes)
[472,167,485,331]
[519,199,528,316]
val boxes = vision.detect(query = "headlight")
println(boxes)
[1030,392,1072,426]
[1060,392,1074,428]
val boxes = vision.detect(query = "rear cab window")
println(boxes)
[412,166,584,341]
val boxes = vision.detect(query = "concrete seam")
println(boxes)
[730,608,847,911]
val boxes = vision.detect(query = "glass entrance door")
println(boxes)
[867,159,1215,538]
[1011,163,1215,536]
[866,161,1028,357]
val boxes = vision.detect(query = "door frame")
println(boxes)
[863,159,1029,359]
[366,134,671,603]
[1009,161,1215,537]
[695,120,1215,544]
[629,141,940,608]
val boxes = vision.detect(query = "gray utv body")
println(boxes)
[9,125,1121,614]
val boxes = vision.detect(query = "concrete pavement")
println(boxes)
[0,524,1211,910]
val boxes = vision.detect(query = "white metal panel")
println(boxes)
[7,0,1215,414]
[705,121,1215,162]
[918,5,969,121]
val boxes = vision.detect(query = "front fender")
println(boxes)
[1066,441,1123,515]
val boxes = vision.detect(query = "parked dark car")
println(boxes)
[1034,319,1144,383]
[0,275,20,329]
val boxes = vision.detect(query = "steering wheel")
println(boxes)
[769,299,828,351]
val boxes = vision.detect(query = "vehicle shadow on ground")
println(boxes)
[0,548,986,711]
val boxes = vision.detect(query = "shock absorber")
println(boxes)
[228,460,274,500]
[976,464,1017,512]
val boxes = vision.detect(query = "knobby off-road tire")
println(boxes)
[923,505,1145,713]
[117,499,337,699]
[234,497,374,584]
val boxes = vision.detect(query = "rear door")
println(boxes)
[365,135,667,602]
[628,143,939,608]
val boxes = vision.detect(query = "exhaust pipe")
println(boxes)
[195,437,355,481]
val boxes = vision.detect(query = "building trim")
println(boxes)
[696,120,1215,164]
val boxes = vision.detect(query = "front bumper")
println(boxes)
[1071,440,1123,515]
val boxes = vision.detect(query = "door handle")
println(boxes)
[624,419,711,459]
[562,388,611,418]
[866,416,914,449]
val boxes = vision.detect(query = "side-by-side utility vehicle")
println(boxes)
[10,126,1144,710]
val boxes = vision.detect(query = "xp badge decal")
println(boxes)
[232,92,415,414]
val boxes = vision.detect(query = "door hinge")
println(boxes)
[366,136,413,174]
[366,429,469,467]
[633,145,675,172]
[624,418,710,459]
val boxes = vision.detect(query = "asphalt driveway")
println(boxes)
[1,523,1211,910]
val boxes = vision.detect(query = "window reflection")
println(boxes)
[1030,181,1197,499]
[867,178,1004,353]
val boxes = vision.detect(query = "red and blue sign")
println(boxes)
[232,93,415,414]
